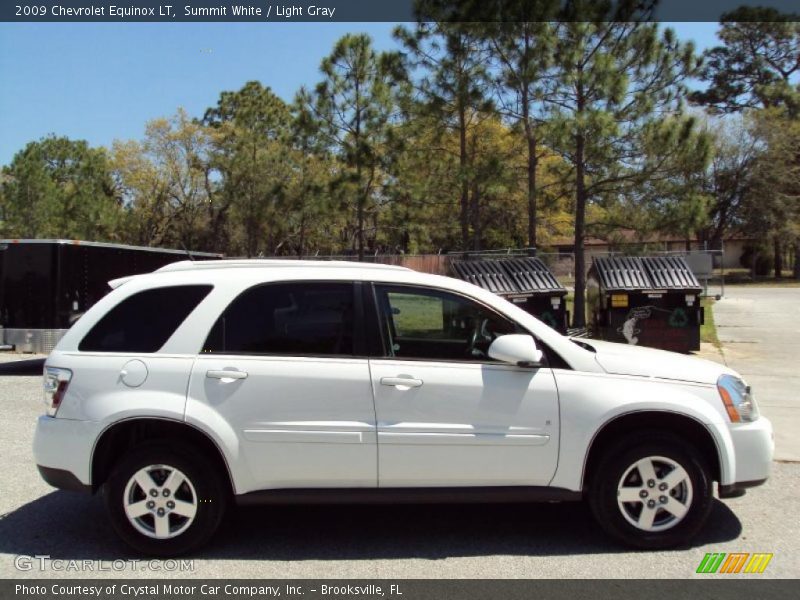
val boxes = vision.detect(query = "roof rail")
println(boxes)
[156,259,411,273]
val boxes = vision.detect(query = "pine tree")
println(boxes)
[547,6,700,327]
[312,34,401,261]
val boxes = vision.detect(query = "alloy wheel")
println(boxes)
[123,464,198,539]
[616,455,693,532]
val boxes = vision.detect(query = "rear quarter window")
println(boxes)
[78,285,212,353]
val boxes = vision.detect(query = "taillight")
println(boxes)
[43,367,72,416]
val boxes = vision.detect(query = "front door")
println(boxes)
[369,285,560,487]
[186,281,376,492]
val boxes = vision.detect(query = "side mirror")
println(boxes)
[488,334,543,367]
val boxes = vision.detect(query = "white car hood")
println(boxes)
[575,339,735,385]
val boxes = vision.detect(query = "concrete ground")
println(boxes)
[710,286,800,462]
[0,349,797,578]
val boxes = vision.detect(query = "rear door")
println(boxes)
[186,281,377,492]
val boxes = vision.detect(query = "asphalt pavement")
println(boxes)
[711,286,800,462]
[0,357,797,578]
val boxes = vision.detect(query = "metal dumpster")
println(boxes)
[587,256,703,353]
[450,257,569,333]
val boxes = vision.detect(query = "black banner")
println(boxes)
[2,580,796,600]
[2,0,800,23]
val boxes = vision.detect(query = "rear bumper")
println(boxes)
[37,465,92,494]
[33,415,100,489]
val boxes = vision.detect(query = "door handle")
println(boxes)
[206,369,248,381]
[380,376,423,389]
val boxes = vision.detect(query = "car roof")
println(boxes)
[108,259,412,289]
[156,259,412,274]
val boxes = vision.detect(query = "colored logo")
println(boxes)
[668,307,689,328]
[696,552,773,574]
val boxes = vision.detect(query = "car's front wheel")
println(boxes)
[588,432,713,549]
[104,443,227,556]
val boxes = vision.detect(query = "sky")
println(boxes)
[0,21,719,166]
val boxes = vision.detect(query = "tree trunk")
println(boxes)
[470,183,481,251]
[402,203,411,254]
[357,194,365,262]
[458,105,469,251]
[793,243,800,279]
[298,210,306,258]
[523,97,537,249]
[573,131,587,329]
[774,237,783,279]
[355,76,364,262]
[371,209,379,254]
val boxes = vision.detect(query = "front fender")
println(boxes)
[550,371,735,491]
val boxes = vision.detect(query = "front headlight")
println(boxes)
[717,374,759,423]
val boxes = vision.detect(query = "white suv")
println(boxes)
[33,260,773,555]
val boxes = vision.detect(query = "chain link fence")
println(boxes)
[294,247,725,298]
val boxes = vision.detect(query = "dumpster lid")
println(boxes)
[591,256,651,291]
[494,257,566,294]
[451,257,565,295]
[642,256,702,292]
[450,260,518,294]
[592,255,703,292]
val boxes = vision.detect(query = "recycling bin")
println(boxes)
[587,256,703,353]
[450,257,569,333]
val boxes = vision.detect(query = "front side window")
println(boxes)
[203,282,355,356]
[375,285,519,361]
[79,285,212,353]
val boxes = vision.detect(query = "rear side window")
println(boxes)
[79,285,212,353]
[203,282,355,356]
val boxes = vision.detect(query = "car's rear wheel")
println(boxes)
[104,443,226,556]
[588,432,713,549]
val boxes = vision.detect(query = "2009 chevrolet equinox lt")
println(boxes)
[33,260,773,555]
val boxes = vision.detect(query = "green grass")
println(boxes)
[700,297,721,348]
[722,269,800,286]
[388,293,444,336]
[728,280,800,287]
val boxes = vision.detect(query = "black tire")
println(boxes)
[588,431,713,549]
[104,442,227,556]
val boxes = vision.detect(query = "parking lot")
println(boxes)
[1,286,797,579]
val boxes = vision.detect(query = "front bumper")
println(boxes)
[723,415,774,496]
[33,415,101,492]
[719,478,767,499]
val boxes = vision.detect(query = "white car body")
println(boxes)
[32,260,774,552]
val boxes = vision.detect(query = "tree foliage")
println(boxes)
[693,9,800,277]
[486,11,558,248]
[202,82,293,256]
[1,136,121,239]
[4,15,800,297]
[544,13,702,326]
[690,8,800,115]
[112,108,211,249]
[396,21,494,250]
[311,34,403,260]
